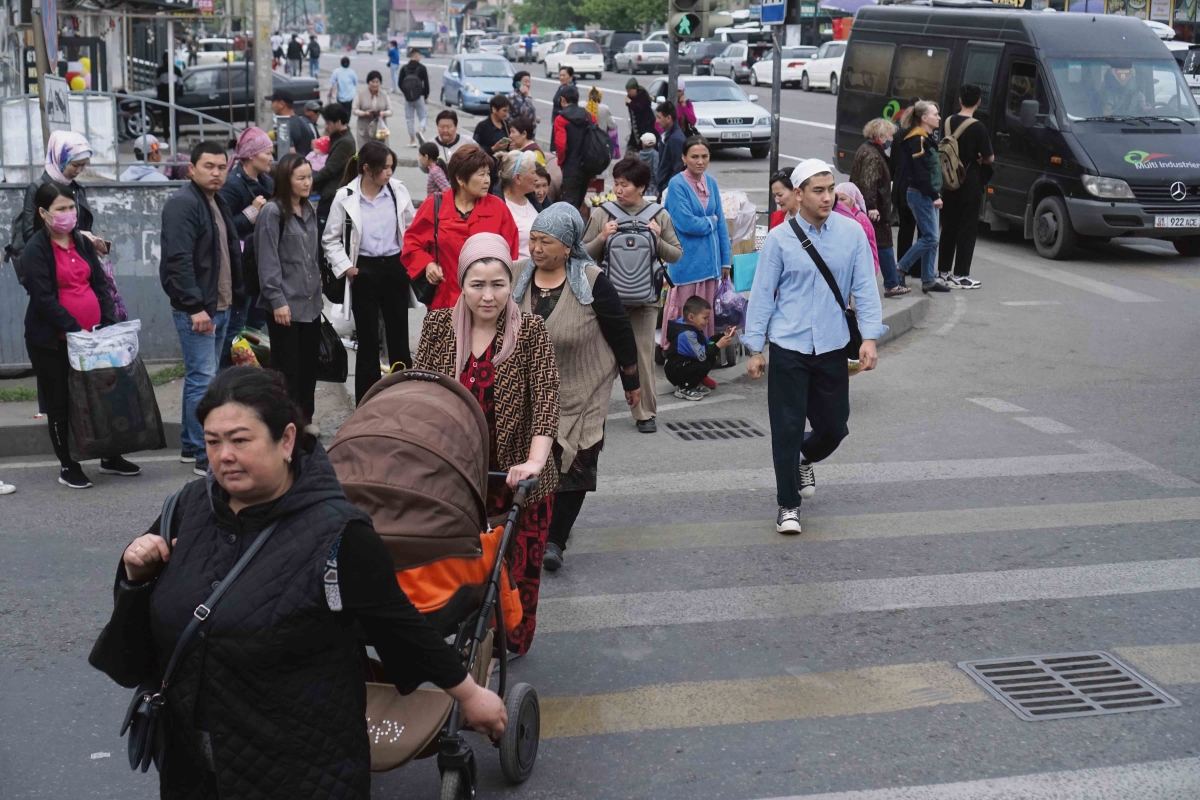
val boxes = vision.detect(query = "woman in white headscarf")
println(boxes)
[414,232,560,655]
[513,203,640,573]
[19,131,107,256]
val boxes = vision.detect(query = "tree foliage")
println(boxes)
[577,0,666,31]
[512,0,586,31]
[328,0,390,39]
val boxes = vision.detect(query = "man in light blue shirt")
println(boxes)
[743,159,887,535]
[328,56,359,116]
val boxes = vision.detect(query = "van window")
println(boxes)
[1048,58,1199,121]
[1007,61,1048,117]
[890,46,949,100]
[843,42,894,95]
[961,50,1000,111]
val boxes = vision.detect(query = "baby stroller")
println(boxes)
[327,370,540,799]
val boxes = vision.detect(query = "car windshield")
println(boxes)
[1049,58,1200,121]
[203,42,231,51]
[463,59,513,78]
[567,41,601,54]
[644,42,668,53]
[687,82,749,102]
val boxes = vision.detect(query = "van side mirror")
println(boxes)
[1019,99,1039,128]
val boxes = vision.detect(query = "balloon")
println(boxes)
[65,70,79,82]
[69,76,86,91]
[83,74,92,89]
[79,56,91,72]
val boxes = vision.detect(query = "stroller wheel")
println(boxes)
[439,768,473,800]
[499,683,540,783]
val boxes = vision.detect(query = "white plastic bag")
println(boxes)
[720,190,757,246]
[67,320,142,372]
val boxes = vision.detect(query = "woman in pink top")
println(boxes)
[22,182,138,488]
[834,181,880,272]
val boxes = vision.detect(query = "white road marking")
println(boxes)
[999,259,1161,303]
[933,294,966,336]
[754,757,1200,800]
[1069,439,1197,489]
[1001,300,1062,306]
[1014,416,1077,434]
[967,397,1027,413]
[605,393,746,420]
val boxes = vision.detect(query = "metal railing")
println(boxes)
[0,91,243,180]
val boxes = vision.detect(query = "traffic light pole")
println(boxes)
[768,30,782,215]
[667,32,679,108]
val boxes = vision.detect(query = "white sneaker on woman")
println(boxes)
[0,481,14,495]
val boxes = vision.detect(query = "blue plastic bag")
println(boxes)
[713,277,748,331]
[732,252,758,293]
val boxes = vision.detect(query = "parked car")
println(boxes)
[120,64,320,137]
[750,46,818,87]
[647,75,771,158]
[355,36,379,54]
[182,38,236,66]
[505,34,535,61]
[439,55,517,114]
[535,31,572,62]
[678,41,728,76]
[544,38,605,79]
[710,41,773,83]
[614,40,670,75]
[599,30,642,71]
[800,40,847,93]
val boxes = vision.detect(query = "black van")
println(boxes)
[834,5,1200,259]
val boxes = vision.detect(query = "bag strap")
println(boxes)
[433,191,442,266]
[157,518,283,693]
[945,116,977,142]
[160,488,183,554]
[788,217,847,313]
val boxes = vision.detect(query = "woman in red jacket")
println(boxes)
[402,144,518,309]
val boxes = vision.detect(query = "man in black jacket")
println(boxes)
[312,105,356,227]
[398,48,430,148]
[656,101,686,199]
[554,85,592,209]
[160,140,242,475]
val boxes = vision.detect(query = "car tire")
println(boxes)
[750,69,759,86]
[1032,195,1077,260]
[1174,235,1200,257]
[750,145,770,159]
[544,63,552,79]
[801,72,811,92]
[830,73,839,95]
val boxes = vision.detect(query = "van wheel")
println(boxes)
[1174,236,1200,257]
[829,74,839,95]
[801,73,811,92]
[1032,195,1077,260]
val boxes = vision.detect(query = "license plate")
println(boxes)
[1155,215,1200,228]
[722,131,752,140]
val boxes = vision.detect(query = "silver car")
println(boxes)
[615,41,670,75]
[648,76,772,159]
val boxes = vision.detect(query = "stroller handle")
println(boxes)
[487,472,539,508]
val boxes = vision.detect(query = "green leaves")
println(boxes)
[512,0,666,33]
[328,0,390,39]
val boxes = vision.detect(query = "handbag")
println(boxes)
[787,218,863,361]
[315,314,349,382]
[409,191,440,306]
[118,490,282,773]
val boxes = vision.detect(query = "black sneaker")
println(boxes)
[922,281,951,293]
[636,418,657,433]
[799,461,816,499]
[59,465,93,489]
[100,456,141,477]
[193,460,210,478]
[543,542,563,572]
[776,507,801,535]
[180,451,196,464]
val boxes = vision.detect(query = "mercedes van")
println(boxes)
[834,5,1200,259]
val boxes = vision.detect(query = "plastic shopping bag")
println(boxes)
[713,278,748,331]
[67,356,165,460]
[67,320,141,372]
[230,335,261,367]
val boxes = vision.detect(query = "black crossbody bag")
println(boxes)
[117,490,282,773]
[788,217,863,361]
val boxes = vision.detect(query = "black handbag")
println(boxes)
[118,490,282,773]
[788,217,863,361]
[409,191,441,307]
[315,314,349,383]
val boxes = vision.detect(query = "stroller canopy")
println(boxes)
[328,370,490,571]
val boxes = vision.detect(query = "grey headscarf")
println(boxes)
[513,202,595,305]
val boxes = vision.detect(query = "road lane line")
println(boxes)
[0,454,183,470]
[933,294,966,336]
[565,496,1200,555]
[1068,439,1198,489]
[756,757,1200,800]
[990,258,1161,303]
[966,397,1027,413]
[1001,300,1062,306]
[537,558,1200,633]
[1013,416,1077,434]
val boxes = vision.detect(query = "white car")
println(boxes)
[355,37,378,54]
[648,75,771,159]
[799,40,846,94]
[750,46,817,88]
[535,31,572,63]
[543,38,604,79]
[194,38,236,66]
[614,41,669,75]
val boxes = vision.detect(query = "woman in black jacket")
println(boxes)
[92,368,506,800]
[17,131,107,259]
[22,182,139,489]
[894,99,948,294]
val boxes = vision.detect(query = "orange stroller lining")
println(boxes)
[396,526,522,636]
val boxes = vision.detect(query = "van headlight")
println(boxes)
[1082,175,1134,200]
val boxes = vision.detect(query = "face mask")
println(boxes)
[46,210,77,234]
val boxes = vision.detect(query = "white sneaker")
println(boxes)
[776,507,801,535]
[673,387,704,401]
[948,275,982,289]
[0,481,14,495]
[799,461,817,499]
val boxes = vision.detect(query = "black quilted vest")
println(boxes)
[149,441,373,800]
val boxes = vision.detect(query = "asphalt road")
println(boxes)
[3,51,1200,800]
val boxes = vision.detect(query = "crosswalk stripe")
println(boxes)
[985,256,1162,303]
[595,445,1196,496]
[1115,643,1200,686]
[566,496,1200,555]
[538,643,1200,740]
[538,558,1200,633]
[756,757,1200,799]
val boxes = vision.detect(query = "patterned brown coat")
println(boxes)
[415,308,561,502]
[849,139,894,250]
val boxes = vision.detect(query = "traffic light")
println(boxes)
[669,0,705,42]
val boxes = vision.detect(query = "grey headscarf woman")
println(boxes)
[513,202,594,305]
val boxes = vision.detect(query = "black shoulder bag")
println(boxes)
[788,217,863,361]
[119,490,283,773]
[409,191,440,306]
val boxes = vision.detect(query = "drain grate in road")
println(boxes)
[959,651,1180,722]
[664,419,766,442]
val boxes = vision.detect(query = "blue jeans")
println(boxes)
[878,246,903,290]
[309,58,319,78]
[172,308,230,460]
[389,63,400,93]
[897,189,939,284]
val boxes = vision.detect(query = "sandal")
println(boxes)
[884,286,911,298]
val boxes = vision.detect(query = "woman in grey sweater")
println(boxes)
[255,153,323,422]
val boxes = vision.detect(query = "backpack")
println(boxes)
[578,118,614,178]
[938,116,977,192]
[400,67,424,103]
[4,209,28,286]
[598,201,665,307]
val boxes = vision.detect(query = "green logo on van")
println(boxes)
[1125,150,1169,165]
[883,100,901,121]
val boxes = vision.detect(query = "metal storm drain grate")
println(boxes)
[664,419,766,442]
[959,651,1180,722]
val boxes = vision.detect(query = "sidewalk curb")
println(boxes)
[0,421,182,460]
[877,294,930,348]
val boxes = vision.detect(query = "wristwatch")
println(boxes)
[745,348,762,357]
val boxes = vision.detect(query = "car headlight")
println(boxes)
[1082,174,1134,200]
[755,117,770,126]
[464,83,477,94]
[697,118,715,127]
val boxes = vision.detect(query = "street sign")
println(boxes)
[762,0,785,25]
[198,0,213,12]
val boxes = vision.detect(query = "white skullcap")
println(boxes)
[791,158,834,188]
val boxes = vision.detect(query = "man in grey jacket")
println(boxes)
[160,140,242,476]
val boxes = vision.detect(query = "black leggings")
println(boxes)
[266,317,321,423]
[27,341,76,469]
[548,490,587,551]
[351,254,411,404]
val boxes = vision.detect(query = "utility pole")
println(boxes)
[30,6,52,144]
[255,0,274,128]
[667,31,678,102]
[768,28,781,214]
[372,0,378,49]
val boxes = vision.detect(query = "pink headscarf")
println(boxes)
[453,233,522,377]
[44,131,92,184]
[235,126,273,161]
[834,182,880,272]
[834,182,867,213]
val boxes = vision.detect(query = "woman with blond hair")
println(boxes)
[894,100,947,294]
[850,117,908,297]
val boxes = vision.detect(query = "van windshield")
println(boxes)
[1049,58,1199,122]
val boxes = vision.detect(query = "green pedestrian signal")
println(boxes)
[677,16,692,36]
[669,12,703,40]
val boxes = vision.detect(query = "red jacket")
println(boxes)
[768,210,785,230]
[401,190,519,309]
[554,115,569,167]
